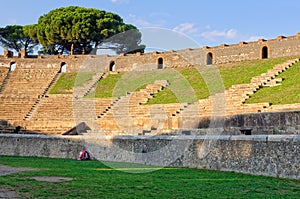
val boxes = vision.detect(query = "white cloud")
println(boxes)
[128,14,166,27]
[128,14,151,27]
[246,35,264,42]
[200,29,238,41]
[199,26,266,44]
[173,23,198,34]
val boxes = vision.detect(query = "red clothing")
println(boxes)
[78,149,90,160]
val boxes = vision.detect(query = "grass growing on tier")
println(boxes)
[175,66,210,99]
[50,72,95,94]
[0,156,299,199]
[246,60,300,104]
[86,72,123,98]
[91,70,200,103]
[144,66,221,104]
[49,57,296,104]
[133,84,180,104]
[146,87,179,104]
[218,57,293,89]
[147,57,292,104]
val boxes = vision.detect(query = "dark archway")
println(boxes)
[109,61,115,72]
[10,62,16,71]
[207,52,213,65]
[60,62,67,73]
[262,46,268,59]
[158,58,163,69]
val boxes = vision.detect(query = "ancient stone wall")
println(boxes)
[2,33,300,72]
[207,35,300,64]
[209,42,261,64]
[192,111,300,135]
[0,134,299,179]
[99,135,300,179]
[111,32,300,67]
[0,134,82,158]
[224,111,300,135]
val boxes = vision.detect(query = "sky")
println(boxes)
[0,0,300,53]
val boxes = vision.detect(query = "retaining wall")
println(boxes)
[191,111,300,135]
[224,111,300,135]
[0,134,299,179]
[0,134,83,159]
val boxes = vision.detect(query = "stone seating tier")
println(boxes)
[0,96,38,121]
[21,121,76,134]
[1,67,59,96]
[0,67,9,88]
[1,59,299,135]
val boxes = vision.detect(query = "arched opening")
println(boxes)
[60,62,67,73]
[157,57,163,69]
[10,62,16,71]
[261,46,268,59]
[207,52,213,65]
[109,61,115,72]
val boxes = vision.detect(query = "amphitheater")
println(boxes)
[0,33,299,179]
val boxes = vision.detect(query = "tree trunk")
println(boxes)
[71,43,74,55]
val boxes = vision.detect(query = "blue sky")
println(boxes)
[0,0,300,53]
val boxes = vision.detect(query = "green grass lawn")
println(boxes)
[0,156,299,199]
[246,60,300,104]
[50,72,95,94]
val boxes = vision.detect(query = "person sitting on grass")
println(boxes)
[77,148,90,160]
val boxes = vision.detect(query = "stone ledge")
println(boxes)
[0,133,63,139]
[113,134,300,142]
[1,134,299,142]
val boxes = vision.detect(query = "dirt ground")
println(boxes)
[0,164,35,198]
[0,164,73,198]
[0,164,36,176]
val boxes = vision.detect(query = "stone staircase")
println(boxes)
[84,73,107,97]
[23,72,108,133]
[97,80,169,134]
[137,103,182,135]
[73,73,106,97]
[24,94,76,134]
[0,67,9,88]
[168,58,300,130]
[241,58,299,111]
[23,94,115,135]
[204,58,300,115]
[97,96,123,119]
[0,70,12,94]
[98,80,169,119]
[0,66,61,123]
[43,72,61,95]
[24,72,61,121]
